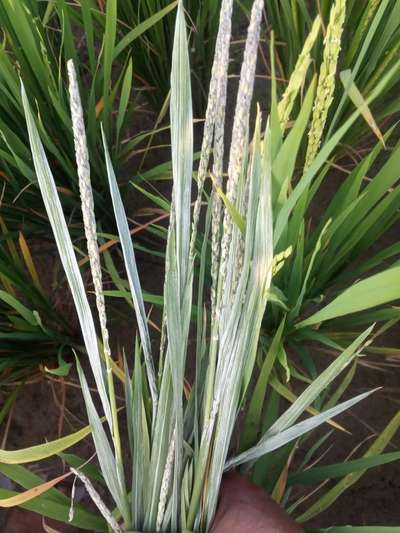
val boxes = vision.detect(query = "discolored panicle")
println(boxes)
[67,60,112,368]
[190,0,234,260]
[218,0,264,311]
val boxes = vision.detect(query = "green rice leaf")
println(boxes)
[113,1,179,60]
[0,487,106,531]
[0,464,106,530]
[0,290,37,326]
[116,57,133,144]
[102,127,158,413]
[297,410,400,522]
[289,450,400,486]
[297,267,400,328]
[241,319,286,451]
[102,0,117,132]
[227,390,376,468]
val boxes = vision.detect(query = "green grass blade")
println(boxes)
[0,423,93,464]
[76,360,130,525]
[297,411,400,522]
[241,319,286,451]
[227,390,376,468]
[297,266,400,328]
[288,450,400,486]
[131,339,146,528]
[102,0,117,137]
[0,464,106,530]
[102,127,158,415]
[113,2,179,60]
[116,57,133,146]
[0,488,106,531]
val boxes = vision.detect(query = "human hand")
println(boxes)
[211,472,304,533]
[130,471,303,533]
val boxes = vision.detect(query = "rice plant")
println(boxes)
[262,0,400,366]
[0,1,387,531]
[223,0,400,498]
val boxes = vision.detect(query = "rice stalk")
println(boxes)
[304,0,346,170]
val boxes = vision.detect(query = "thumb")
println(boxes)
[211,472,304,533]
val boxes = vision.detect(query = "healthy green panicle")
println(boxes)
[304,0,346,169]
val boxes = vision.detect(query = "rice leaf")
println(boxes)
[226,390,376,468]
[0,472,70,508]
[102,0,117,133]
[241,319,286,451]
[113,2,179,60]
[0,488,106,531]
[234,326,373,474]
[297,267,400,328]
[340,70,385,146]
[165,2,194,525]
[131,339,146,528]
[297,410,400,522]
[116,57,133,145]
[76,360,130,525]
[102,127,158,414]
[289,450,400,487]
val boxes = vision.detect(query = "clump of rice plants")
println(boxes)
[0,0,178,383]
[128,0,400,427]
[0,224,77,380]
[0,1,386,531]
[0,0,174,230]
[266,0,400,147]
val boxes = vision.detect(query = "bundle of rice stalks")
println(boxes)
[0,1,382,531]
